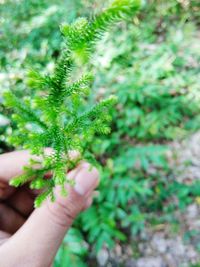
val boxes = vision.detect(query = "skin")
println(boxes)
[0,150,99,267]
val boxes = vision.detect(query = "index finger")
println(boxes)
[0,149,79,182]
[0,150,34,182]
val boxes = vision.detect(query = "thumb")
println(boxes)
[0,163,99,267]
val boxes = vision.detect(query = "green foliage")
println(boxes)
[3,0,140,207]
[75,0,200,263]
[60,0,140,63]
[1,0,200,266]
[54,228,88,267]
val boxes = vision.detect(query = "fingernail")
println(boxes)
[74,165,99,196]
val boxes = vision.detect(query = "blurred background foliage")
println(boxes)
[1,0,200,266]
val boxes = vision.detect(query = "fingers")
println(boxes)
[0,149,80,183]
[7,188,34,217]
[0,181,15,200]
[0,151,33,183]
[0,204,26,234]
[0,163,99,267]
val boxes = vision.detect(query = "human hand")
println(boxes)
[0,150,99,267]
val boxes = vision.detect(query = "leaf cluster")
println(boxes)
[4,0,141,207]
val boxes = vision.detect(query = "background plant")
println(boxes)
[1,0,200,266]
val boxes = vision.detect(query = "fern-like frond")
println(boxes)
[65,96,117,134]
[4,91,47,129]
[65,73,93,97]
[4,0,140,207]
[61,0,141,59]
[26,69,50,91]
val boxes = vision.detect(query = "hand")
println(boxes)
[0,150,99,267]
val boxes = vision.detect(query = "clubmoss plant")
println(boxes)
[3,0,140,207]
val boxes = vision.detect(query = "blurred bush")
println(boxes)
[1,0,200,266]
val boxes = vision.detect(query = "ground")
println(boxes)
[96,132,200,267]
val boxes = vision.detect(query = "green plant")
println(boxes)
[2,1,200,266]
[74,3,200,261]
[3,0,141,207]
[54,228,88,267]
[190,264,200,267]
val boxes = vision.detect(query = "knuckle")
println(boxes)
[46,192,85,228]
